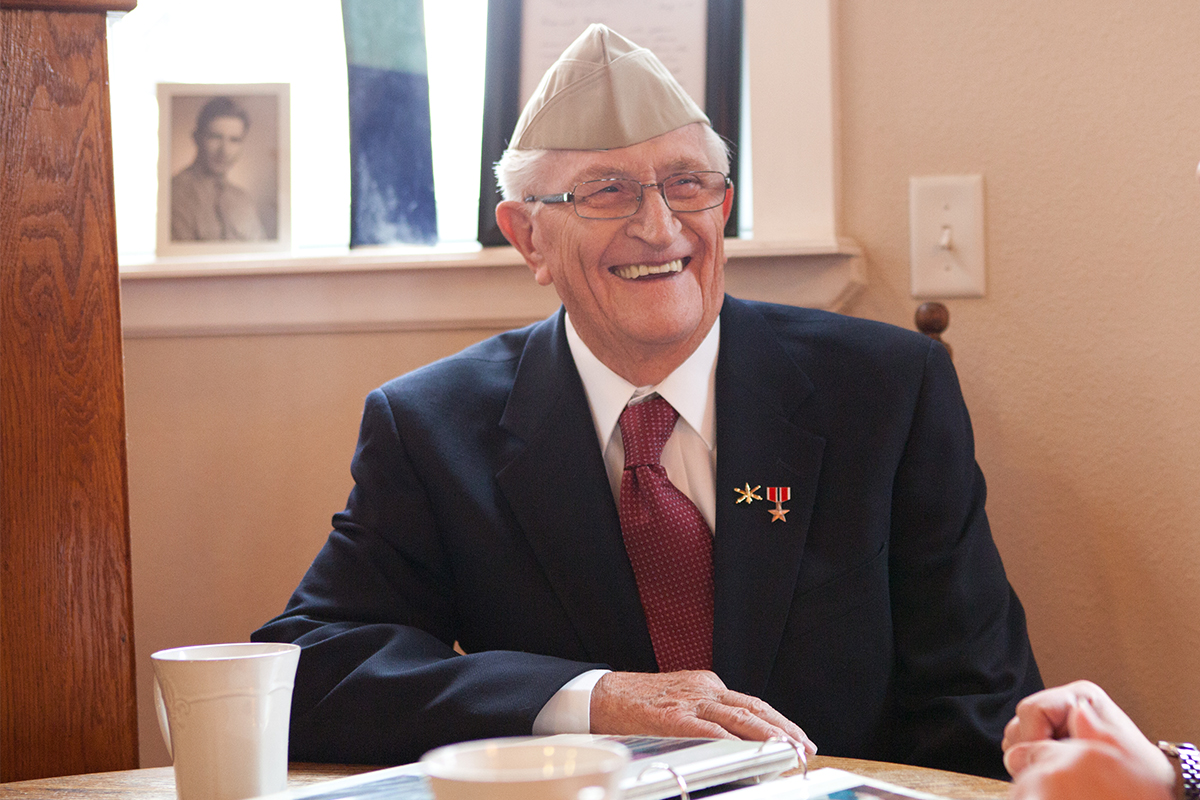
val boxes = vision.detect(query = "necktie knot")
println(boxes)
[618,396,678,469]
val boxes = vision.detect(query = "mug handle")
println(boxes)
[153,676,173,760]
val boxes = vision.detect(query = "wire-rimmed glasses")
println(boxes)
[524,171,731,220]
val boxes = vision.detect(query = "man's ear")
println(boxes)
[496,200,552,286]
[721,182,735,224]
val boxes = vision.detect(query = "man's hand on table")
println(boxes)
[1002,680,1174,800]
[589,670,817,755]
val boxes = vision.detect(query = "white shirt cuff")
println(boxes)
[531,669,610,734]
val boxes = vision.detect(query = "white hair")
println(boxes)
[493,123,731,201]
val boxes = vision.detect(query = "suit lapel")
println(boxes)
[713,298,826,696]
[495,311,657,672]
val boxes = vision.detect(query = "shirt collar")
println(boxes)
[565,312,719,452]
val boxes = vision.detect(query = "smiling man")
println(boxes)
[497,125,728,388]
[254,24,1041,778]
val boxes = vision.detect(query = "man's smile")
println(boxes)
[610,257,689,280]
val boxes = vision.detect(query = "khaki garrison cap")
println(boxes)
[509,23,710,151]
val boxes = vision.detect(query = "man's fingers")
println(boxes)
[1003,741,1042,777]
[589,670,816,753]
[1009,736,1177,800]
[1067,697,1106,741]
[700,693,817,753]
[1001,714,1022,751]
[653,715,738,741]
[1004,680,1112,750]
[1014,691,1076,741]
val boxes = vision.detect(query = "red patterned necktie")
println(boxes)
[617,395,714,672]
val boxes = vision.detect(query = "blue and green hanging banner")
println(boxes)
[342,0,437,245]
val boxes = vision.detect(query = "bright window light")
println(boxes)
[107,0,488,263]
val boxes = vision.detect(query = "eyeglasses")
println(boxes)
[524,171,731,220]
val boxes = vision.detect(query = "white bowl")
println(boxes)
[421,736,630,800]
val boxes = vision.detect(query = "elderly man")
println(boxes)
[253,24,1041,778]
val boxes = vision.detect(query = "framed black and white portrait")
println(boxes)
[157,83,290,257]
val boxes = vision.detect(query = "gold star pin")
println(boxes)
[769,506,789,522]
[735,483,763,504]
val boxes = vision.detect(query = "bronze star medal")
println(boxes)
[735,483,762,504]
[766,486,791,522]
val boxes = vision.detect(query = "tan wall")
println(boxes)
[125,0,1200,767]
[835,0,1200,741]
[125,330,507,766]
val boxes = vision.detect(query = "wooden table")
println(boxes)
[806,756,1010,799]
[0,758,1010,800]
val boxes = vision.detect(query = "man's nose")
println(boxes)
[626,186,681,243]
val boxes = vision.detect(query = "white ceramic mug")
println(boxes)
[421,736,630,800]
[152,642,301,800]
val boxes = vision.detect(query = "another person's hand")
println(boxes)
[1002,680,1174,800]
[590,670,816,755]
[1007,736,1173,800]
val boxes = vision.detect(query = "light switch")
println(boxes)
[909,175,986,298]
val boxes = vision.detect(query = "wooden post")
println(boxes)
[0,0,139,780]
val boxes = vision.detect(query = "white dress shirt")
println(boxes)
[532,312,720,734]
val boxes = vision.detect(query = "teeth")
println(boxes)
[613,259,683,280]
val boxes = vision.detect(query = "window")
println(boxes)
[109,0,838,270]
[107,0,488,263]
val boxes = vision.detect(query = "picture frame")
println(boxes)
[156,83,290,257]
[476,0,742,246]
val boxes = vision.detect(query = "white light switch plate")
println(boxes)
[909,175,986,298]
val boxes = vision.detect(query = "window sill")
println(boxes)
[118,237,867,338]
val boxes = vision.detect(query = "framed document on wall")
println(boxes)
[157,83,290,257]
[476,0,742,246]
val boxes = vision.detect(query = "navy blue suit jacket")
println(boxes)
[253,296,1041,777]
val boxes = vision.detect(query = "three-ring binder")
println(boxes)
[638,762,691,800]
[760,736,808,778]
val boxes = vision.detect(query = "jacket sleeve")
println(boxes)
[252,388,606,766]
[885,339,1043,778]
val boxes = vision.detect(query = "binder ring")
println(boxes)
[760,736,808,778]
[638,762,690,800]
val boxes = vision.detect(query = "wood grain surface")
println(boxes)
[809,755,1010,799]
[0,5,137,781]
[0,2,137,12]
[0,760,1011,799]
